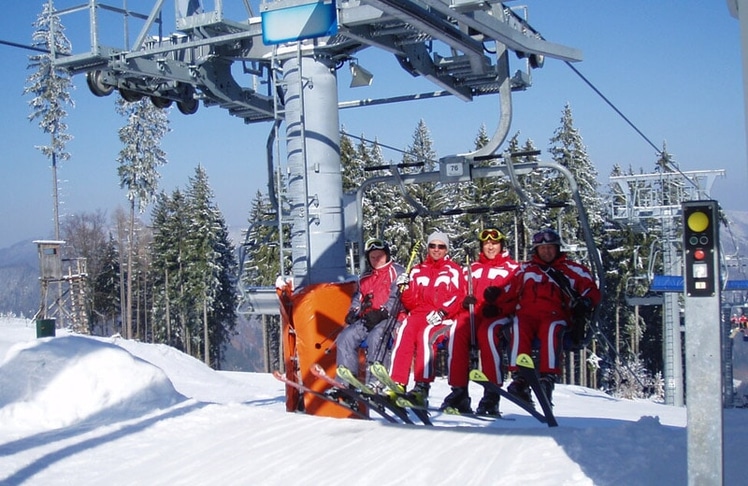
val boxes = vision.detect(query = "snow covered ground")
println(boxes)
[1,316,745,485]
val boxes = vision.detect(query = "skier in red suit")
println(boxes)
[500,228,600,404]
[440,227,519,415]
[389,231,465,407]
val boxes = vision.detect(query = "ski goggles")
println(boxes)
[365,238,387,251]
[532,230,560,245]
[478,229,505,242]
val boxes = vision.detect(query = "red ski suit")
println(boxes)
[448,250,519,387]
[390,255,464,385]
[500,252,600,375]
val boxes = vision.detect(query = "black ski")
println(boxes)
[469,369,549,425]
[440,407,515,422]
[309,363,404,424]
[368,362,433,426]
[515,353,558,427]
[272,370,370,420]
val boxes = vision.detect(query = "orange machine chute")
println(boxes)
[277,280,364,419]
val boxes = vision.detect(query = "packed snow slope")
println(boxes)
[1,317,745,485]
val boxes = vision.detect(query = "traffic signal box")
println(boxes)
[682,200,719,297]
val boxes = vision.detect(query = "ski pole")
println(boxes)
[466,254,479,370]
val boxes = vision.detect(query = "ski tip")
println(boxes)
[369,362,385,372]
[516,353,535,369]
[469,369,488,381]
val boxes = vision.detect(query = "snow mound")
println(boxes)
[0,335,185,431]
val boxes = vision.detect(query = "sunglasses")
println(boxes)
[478,229,505,242]
[428,243,447,250]
[532,231,558,245]
[365,238,386,251]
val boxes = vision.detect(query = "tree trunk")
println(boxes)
[165,268,171,344]
[116,212,127,337]
[126,201,135,339]
[203,297,210,367]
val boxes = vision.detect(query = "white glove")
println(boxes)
[426,310,445,326]
[395,273,410,286]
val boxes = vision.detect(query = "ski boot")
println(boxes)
[475,391,501,416]
[507,375,533,405]
[539,374,556,405]
[324,386,359,411]
[405,382,430,408]
[439,386,472,413]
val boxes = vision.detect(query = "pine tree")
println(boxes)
[240,190,284,371]
[242,191,286,287]
[24,0,74,241]
[400,120,445,251]
[151,190,191,350]
[654,144,685,207]
[368,140,413,265]
[340,130,364,193]
[507,134,543,260]
[547,103,604,268]
[454,125,523,260]
[184,166,237,367]
[116,96,170,339]
[93,234,121,336]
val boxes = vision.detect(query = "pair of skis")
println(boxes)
[275,353,556,427]
[273,364,425,425]
[335,364,505,424]
[469,352,558,427]
[272,370,371,421]
[311,363,414,424]
[336,363,432,425]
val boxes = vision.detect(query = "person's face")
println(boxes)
[428,240,448,260]
[368,249,387,268]
[536,244,558,263]
[481,239,503,259]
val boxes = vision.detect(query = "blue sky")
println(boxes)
[0,1,745,249]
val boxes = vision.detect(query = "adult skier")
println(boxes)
[500,228,600,404]
[388,231,465,407]
[440,227,519,415]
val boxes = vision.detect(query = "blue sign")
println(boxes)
[261,0,338,45]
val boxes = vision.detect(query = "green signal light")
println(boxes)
[687,211,709,233]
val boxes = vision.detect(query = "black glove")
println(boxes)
[573,297,593,317]
[345,309,359,325]
[482,304,499,318]
[461,295,478,310]
[364,309,389,331]
[483,286,502,303]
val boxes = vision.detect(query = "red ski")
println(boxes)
[272,370,369,420]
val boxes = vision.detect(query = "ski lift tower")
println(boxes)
[609,168,725,406]
[48,0,580,289]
